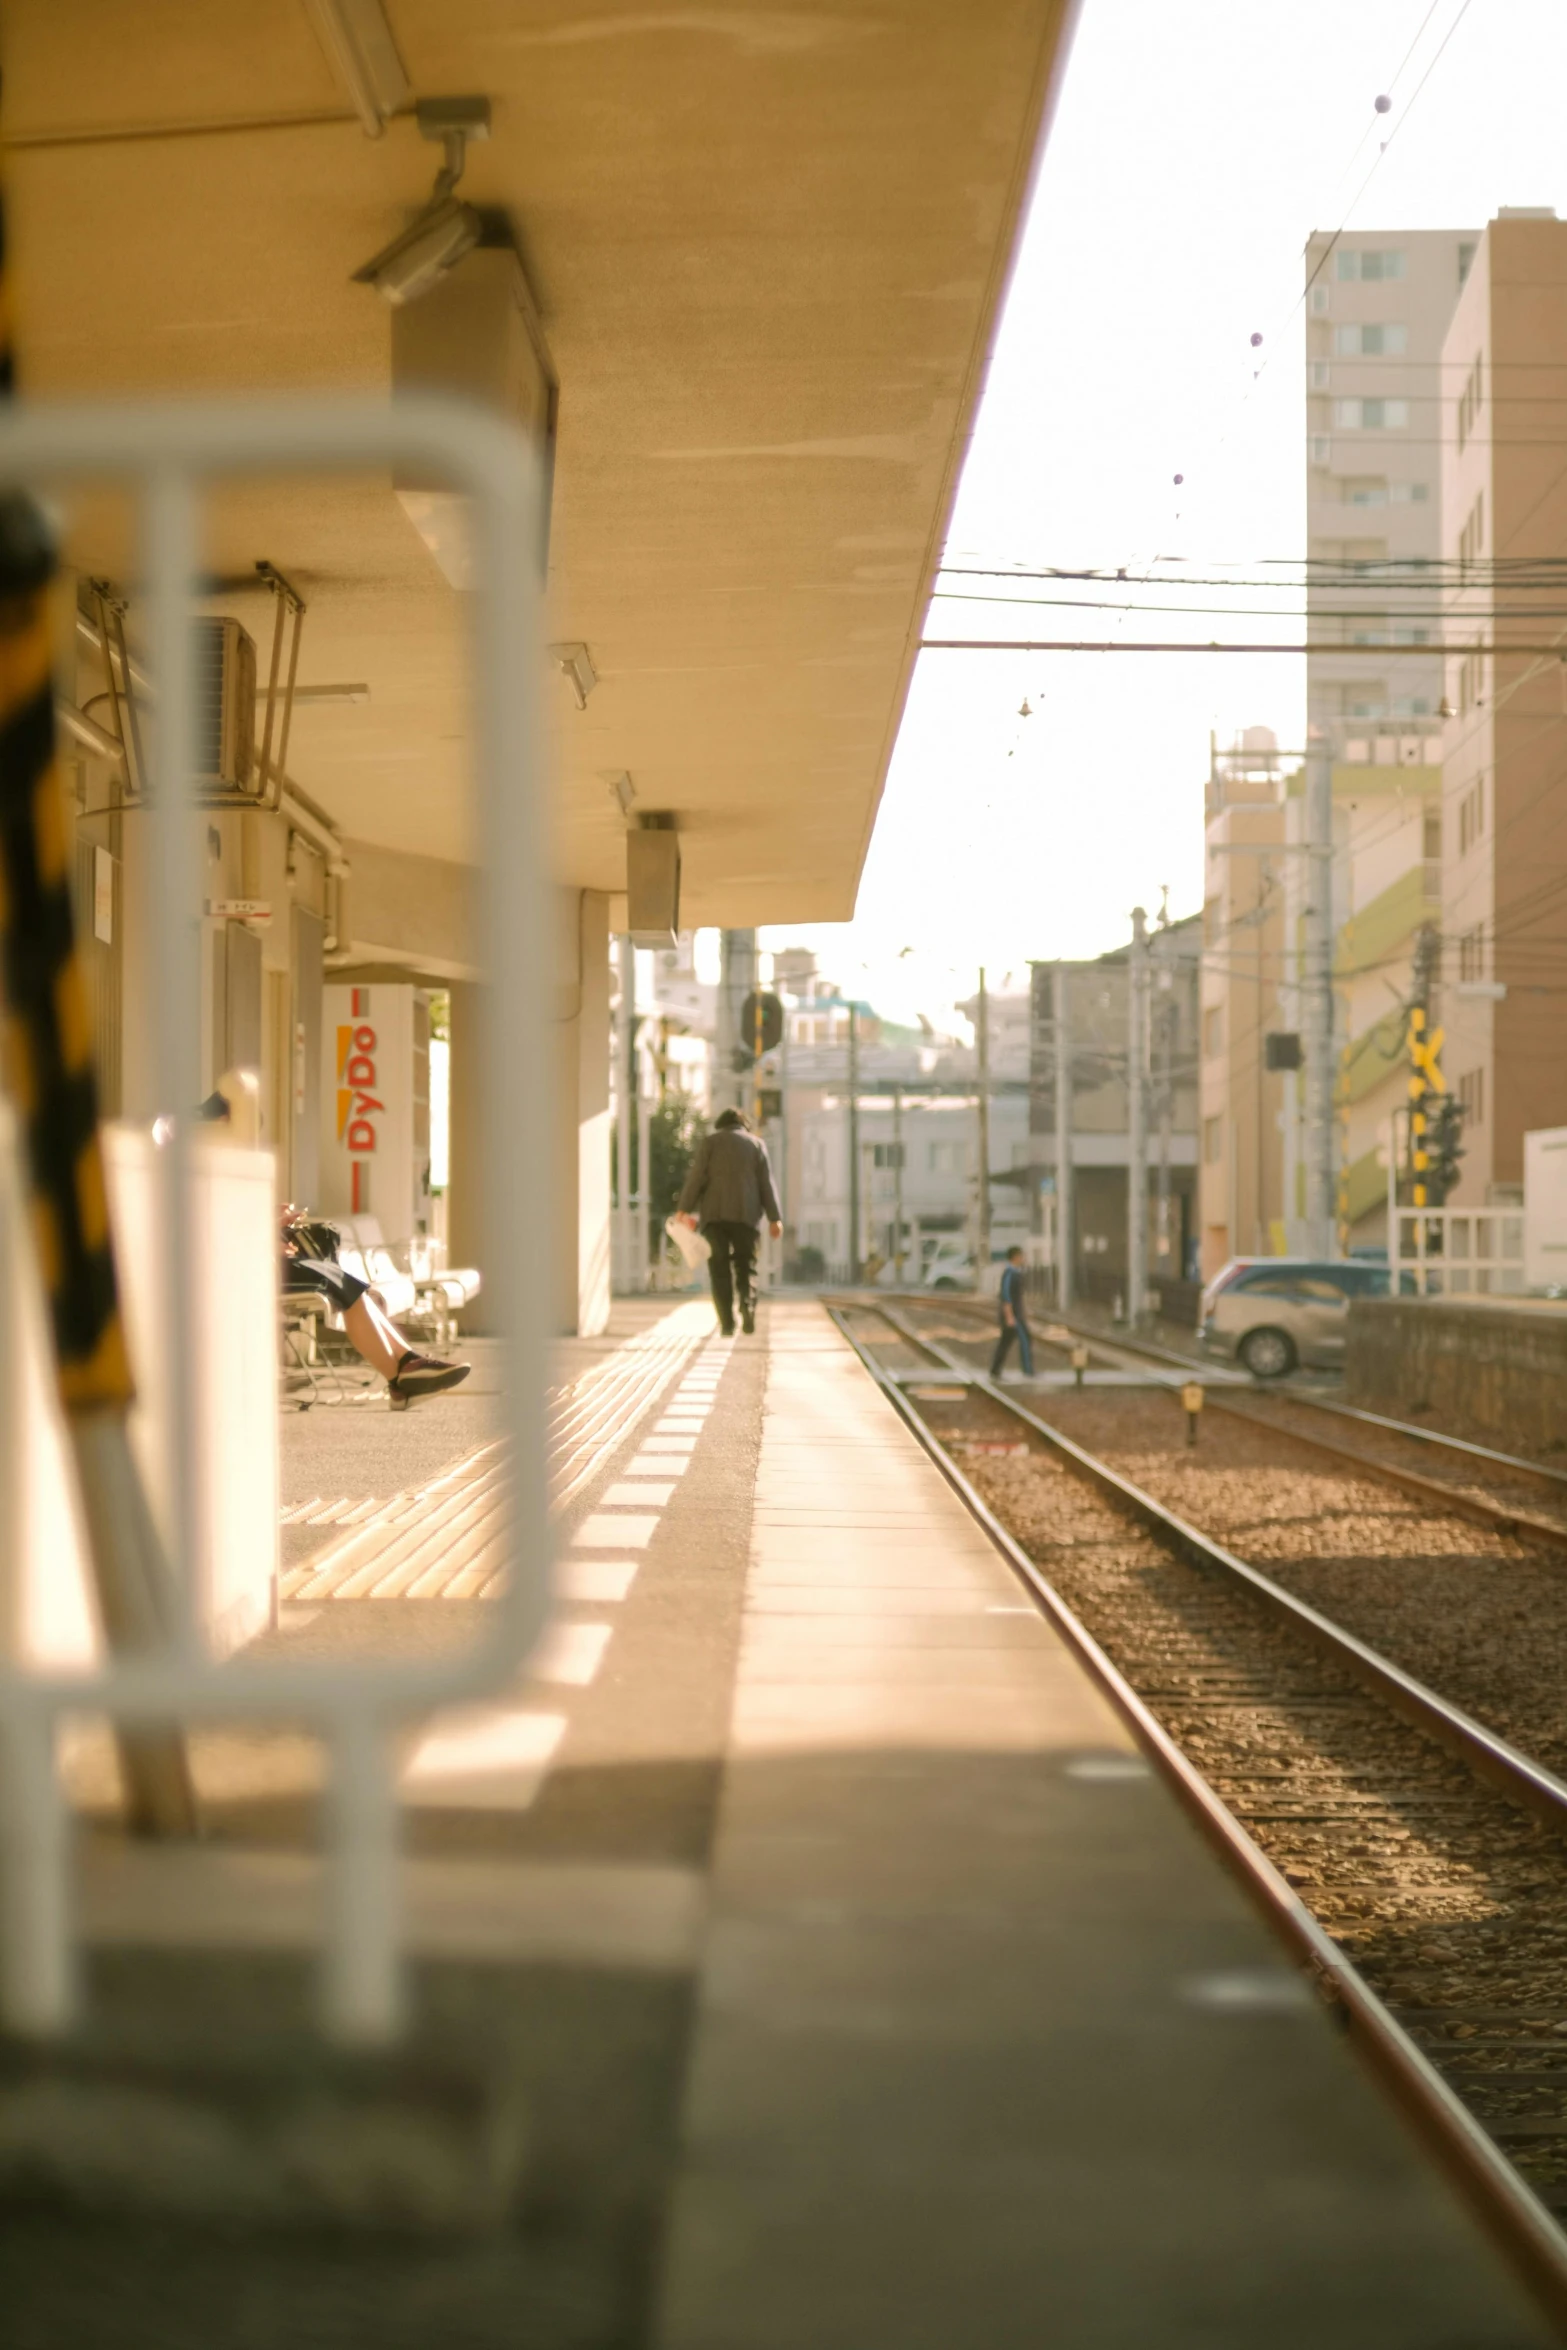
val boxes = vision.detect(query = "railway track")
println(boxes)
[827,1294,1567,2332]
[904,1290,1567,1553]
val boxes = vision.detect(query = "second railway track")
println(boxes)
[831,1292,1567,2292]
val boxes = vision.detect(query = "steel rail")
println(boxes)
[897,1290,1567,1543]
[1202,1396,1567,1554]
[826,1300,1567,2335]
[863,1300,1567,1832]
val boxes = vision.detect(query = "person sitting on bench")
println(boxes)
[281,1205,470,1406]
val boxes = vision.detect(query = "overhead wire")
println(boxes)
[931,590,1567,623]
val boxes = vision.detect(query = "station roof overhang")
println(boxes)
[2,0,1079,928]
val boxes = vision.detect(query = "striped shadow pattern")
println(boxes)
[281,1299,714,1603]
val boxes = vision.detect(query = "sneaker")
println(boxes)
[740,1307,755,1335]
[389,1353,471,1408]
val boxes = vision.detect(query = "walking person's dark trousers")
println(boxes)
[990,1315,1034,1379]
[705,1221,758,1335]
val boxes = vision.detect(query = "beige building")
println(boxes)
[1297,226,1474,1250]
[1438,210,1567,1205]
[1198,736,1287,1279]
[1305,226,1477,740]
[2,0,1077,1332]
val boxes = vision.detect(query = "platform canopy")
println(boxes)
[3,0,1076,923]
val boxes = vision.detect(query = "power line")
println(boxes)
[920,637,1567,656]
[939,560,1567,586]
[931,591,1567,623]
[1300,0,1478,307]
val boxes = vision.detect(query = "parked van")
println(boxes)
[1199,1258,1397,1378]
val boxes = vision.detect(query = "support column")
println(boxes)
[614,933,634,1294]
[446,978,490,1331]
[449,888,610,1338]
[555,888,611,1334]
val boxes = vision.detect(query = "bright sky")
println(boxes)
[760,0,1567,1032]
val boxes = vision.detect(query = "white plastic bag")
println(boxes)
[666,1215,711,1270]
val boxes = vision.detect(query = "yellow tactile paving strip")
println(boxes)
[279,1298,715,1605]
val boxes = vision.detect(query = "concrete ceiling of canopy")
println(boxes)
[3,0,1076,920]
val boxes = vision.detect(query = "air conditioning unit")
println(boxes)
[192,618,258,800]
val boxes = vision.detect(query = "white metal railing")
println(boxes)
[1391,1204,1525,1296]
[0,396,547,2043]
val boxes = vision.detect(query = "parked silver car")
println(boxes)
[1199,1258,1396,1378]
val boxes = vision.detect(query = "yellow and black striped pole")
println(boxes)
[0,143,195,1835]
[0,502,133,1409]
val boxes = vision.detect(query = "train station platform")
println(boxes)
[9,1300,1553,2347]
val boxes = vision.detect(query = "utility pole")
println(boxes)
[752,988,762,1126]
[1127,907,1149,1326]
[716,928,756,1117]
[1302,734,1337,1257]
[975,967,992,1280]
[847,998,861,1284]
[1153,916,1175,1281]
[892,1082,905,1284]
[1053,960,1073,1312]
[615,933,634,1292]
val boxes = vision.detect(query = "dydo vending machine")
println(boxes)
[319,983,433,1244]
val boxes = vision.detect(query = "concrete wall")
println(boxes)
[1346,1295,1567,1453]
[341,837,480,981]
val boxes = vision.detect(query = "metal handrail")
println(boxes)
[0,395,548,2043]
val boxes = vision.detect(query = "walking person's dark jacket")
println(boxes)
[678,1124,781,1229]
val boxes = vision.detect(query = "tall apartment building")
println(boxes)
[1439,210,1567,1203]
[1294,225,1477,1248]
[1198,737,1286,1278]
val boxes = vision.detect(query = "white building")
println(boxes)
[776,960,1029,1278]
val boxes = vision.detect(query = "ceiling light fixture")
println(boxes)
[303,0,411,137]
[353,97,491,307]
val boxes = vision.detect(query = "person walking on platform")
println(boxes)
[676,1107,782,1337]
[990,1245,1034,1380]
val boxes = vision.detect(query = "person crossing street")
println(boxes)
[676,1107,782,1337]
[989,1245,1035,1380]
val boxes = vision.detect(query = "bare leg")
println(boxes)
[342,1297,408,1381]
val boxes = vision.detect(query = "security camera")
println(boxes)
[354,194,482,306]
[352,95,490,307]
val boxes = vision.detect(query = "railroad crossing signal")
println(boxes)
[1407,1007,1460,1208]
[1409,1015,1447,1095]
